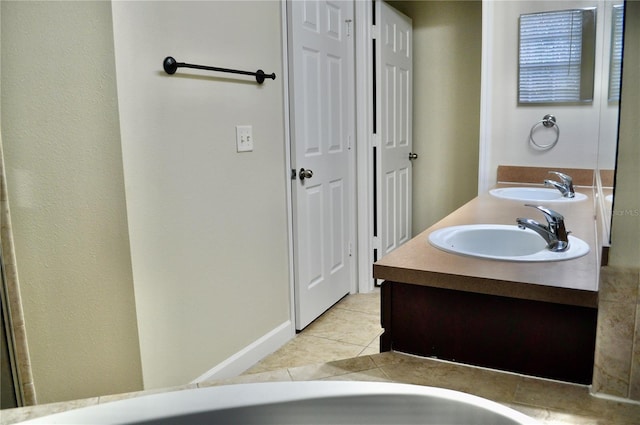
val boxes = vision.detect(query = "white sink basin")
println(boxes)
[428,224,590,262]
[490,187,587,202]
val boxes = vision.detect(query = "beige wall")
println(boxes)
[111,1,291,389]
[609,0,639,268]
[592,3,640,401]
[2,0,291,400]
[391,1,482,234]
[1,1,143,403]
[593,1,640,401]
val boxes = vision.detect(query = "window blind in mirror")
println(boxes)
[519,9,594,104]
[608,4,624,102]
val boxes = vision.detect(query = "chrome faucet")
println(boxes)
[544,171,575,198]
[516,204,570,252]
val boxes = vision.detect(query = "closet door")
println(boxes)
[377,1,413,258]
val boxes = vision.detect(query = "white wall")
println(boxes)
[482,0,621,189]
[111,1,291,389]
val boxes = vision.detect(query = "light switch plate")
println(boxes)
[236,125,253,152]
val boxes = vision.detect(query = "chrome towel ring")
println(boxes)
[529,114,560,150]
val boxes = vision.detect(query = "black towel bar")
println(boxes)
[163,56,276,84]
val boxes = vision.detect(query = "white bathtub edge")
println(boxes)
[15,382,542,425]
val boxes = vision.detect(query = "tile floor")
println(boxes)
[236,291,640,425]
[244,290,383,374]
[3,291,640,425]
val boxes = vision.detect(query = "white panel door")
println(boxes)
[289,0,355,330]
[377,1,413,258]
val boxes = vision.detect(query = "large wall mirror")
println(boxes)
[517,3,624,247]
[518,8,597,104]
[482,1,624,250]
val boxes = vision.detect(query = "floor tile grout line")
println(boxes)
[363,330,383,349]
[285,368,294,382]
[249,293,383,380]
[331,307,380,316]
[296,332,372,348]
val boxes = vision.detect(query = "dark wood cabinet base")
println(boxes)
[381,281,597,384]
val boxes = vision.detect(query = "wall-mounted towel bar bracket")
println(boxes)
[163,56,276,84]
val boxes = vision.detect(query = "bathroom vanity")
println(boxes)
[374,167,600,385]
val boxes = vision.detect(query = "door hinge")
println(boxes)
[348,242,353,257]
[371,24,379,40]
[371,134,379,148]
[372,236,381,250]
[347,135,352,151]
[346,19,353,37]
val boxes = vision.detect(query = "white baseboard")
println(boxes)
[191,320,294,384]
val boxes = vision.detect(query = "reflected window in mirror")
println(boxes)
[608,4,624,102]
[518,8,596,104]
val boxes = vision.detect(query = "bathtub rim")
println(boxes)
[15,381,540,424]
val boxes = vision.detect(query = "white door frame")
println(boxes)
[354,0,376,294]
[281,0,378,327]
[280,0,297,333]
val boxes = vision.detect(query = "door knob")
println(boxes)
[409,152,418,160]
[299,168,313,181]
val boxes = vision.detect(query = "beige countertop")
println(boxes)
[373,183,599,308]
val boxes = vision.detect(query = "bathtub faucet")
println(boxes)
[516,204,570,252]
[544,171,575,198]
